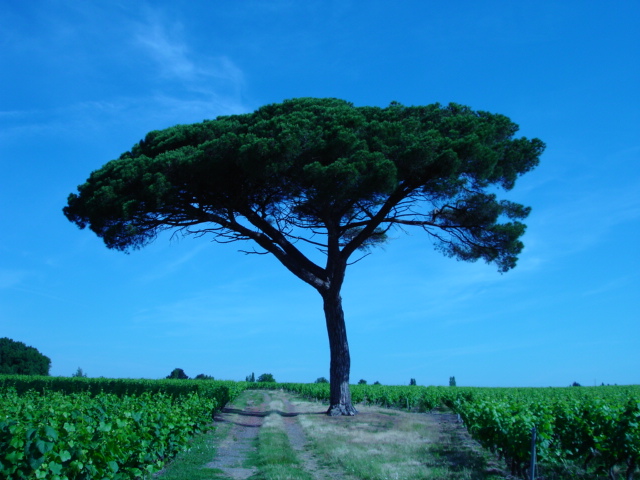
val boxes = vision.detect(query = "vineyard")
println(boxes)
[1,376,638,479]
[0,376,246,479]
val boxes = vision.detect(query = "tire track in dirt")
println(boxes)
[208,389,348,480]
[276,391,352,480]
[205,391,270,480]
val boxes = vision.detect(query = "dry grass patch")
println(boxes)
[292,401,505,480]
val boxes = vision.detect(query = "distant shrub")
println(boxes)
[245,372,255,382]
[72,367,88,378]
[409,378,417,386]
[315,377,329,383]
[166,368,189,379]
[373,381,381,385]
[195,374,214,380]
[449,376,457,386]
[257,373,275,383]
[358,379,367,385]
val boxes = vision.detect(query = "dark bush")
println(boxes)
[257,373,275,383]
[166,368,189,379]
[0,337,51,375]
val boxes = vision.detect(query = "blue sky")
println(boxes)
[1,1,638,387]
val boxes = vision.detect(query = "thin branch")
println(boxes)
[346,252,372,266]
[239,248,270,255]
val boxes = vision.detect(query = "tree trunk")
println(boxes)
[322,288,357,416]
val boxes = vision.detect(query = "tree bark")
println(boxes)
[322,288,357,416]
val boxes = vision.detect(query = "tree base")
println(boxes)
[326,403,358,416]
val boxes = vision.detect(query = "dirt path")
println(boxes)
[205,390,270,479]
[205,390,507,480]
[205,389,343,480]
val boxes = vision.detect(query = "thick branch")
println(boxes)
[340,185,415,260]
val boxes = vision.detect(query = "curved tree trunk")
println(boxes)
[322,288,357,416]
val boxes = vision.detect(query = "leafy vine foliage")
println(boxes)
[63,98,544,414]
[0,378,245,479]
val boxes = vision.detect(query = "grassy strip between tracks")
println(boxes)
[250,410,314,480]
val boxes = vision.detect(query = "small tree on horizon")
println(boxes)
[257,373,275,383]
[63,98,543,415]
[166,368,189,379]
[72,367,88,378]
[449,376,457,386]
[315,376,329,383]
[409,378,417,386]
[245,372,256,382]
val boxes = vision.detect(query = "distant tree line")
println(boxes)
[165,368,214,380]
[0,337,51,375]
[245,372,276,383]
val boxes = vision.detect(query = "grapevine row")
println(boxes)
[453,395,640,479]
[0,377,246,479]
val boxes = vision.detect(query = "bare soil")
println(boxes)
[204,391,269,479]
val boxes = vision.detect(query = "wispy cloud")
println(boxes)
[132,9,245,100]
[134,16,195,81]
[0,4,248,146]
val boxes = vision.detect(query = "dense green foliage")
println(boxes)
[166,368,189,379]
[0,390,213,479]
[0,375,244,402]
[451,387,640,479]
[0,376,246,479]
[257,373,276,383]
[0,338,51,376]
[64,97,543,273]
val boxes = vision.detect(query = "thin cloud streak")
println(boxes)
[133,9,245,97]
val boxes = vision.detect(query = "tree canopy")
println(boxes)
[0,337,51,375]
[257,373,276,383]
[65,98,542,273]
[166,368,189,379]
[64,98,544,414]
